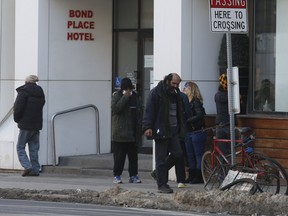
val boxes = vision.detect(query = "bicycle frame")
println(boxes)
[211,138,255,170]
[203,127,284,194]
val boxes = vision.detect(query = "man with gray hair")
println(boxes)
[13,75,45,176]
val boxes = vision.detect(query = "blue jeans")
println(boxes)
[16,130,40,174]
[185,131,207,170]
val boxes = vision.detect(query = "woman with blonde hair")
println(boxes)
[182,81,206,184]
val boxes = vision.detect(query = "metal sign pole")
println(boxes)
[226,32,236,165]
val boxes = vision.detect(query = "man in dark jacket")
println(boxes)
[143,73,185,193]
[13,75,45,177]
[111,77,142,184]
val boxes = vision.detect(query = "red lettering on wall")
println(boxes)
[67,32,95,41]
[67,9,95,41]
[69,10,93,18]
[67,21,95,29]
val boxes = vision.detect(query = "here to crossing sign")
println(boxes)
[209,0,248,33]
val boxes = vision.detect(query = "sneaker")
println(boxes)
[151,170,157,181]
[177,183,187,188]
[158,184,173,193]
[113,176,122,184]
[22,168,32,177]
[129,175,142,183]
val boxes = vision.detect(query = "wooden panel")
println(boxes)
[204,115,288,170]
[254,147,288,160]
[238,117,288,130]
[254,129,288,139]
[254,139,288,149]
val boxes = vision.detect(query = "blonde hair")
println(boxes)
[183,81,203,103]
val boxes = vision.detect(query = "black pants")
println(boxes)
[155,135,183,187]
[173,141,187,183]
[216,126,231,156]
[113,141,138,177]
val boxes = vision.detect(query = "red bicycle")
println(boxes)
[201,126,288,195]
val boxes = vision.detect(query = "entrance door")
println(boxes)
[138,31,153,153]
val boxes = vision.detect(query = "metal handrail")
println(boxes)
[51,104,100,166]
[0,107,14,128]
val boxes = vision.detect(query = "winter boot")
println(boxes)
[185,169,196,183]
[190,169,204,184]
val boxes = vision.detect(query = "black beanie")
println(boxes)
[120,78,134,90]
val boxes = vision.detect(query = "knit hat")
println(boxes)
[219,73,227,91]
[120,77,134,90]
[25,75,39,83]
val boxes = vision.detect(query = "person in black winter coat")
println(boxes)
[143,73,186,193]
[111,78,142,184]
[215,73,231,156]
[13,75,45,177]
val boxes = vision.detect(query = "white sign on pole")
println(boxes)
[209,0,248,33]
[230,66,240,114]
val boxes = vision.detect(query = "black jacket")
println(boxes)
[186,98,205,132]
[214,89,229,125]
[13,83,45,130]
[111,90,142,142]
[142,80,185,140]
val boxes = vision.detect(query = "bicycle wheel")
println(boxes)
[220,178,259,195]
[201,151,226,190]
[248,152,288,195]
[244,152,281,195]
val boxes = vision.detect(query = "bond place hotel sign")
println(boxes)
[209,0,248,33]
[67,10,95,41]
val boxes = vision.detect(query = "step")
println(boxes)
[57,153,153,171]
[42,166,153,179]
[42,153,154,179]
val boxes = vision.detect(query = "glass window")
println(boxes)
[253,0,288,112]
[141,0,153,28]
[116,32,138,89]
[114,0,138,29]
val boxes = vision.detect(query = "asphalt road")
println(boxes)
[0,199,218,216]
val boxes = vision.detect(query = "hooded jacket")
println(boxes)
[111,90,142,142]
[13,83,45,130]
[142,80,185,140]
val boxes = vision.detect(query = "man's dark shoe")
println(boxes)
[27,171,39,176]
[151,169,157,181]
[22,168,32,177]
[158,184,173,193]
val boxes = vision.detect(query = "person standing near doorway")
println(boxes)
[111,77,142,184]
[143,73,185,193]
[13,75,45,177]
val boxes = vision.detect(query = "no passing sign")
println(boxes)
[209,0,248,33]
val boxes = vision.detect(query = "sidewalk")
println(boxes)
[1,171,287,215]
[0,171,205,193]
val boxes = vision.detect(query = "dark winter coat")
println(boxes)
[214,88,229,125]
[186,98,206,132]
[111,90,142,143]
[142,80,185,140]
[13,83,45,130]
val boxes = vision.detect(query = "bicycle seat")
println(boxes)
[235,127,252,134]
